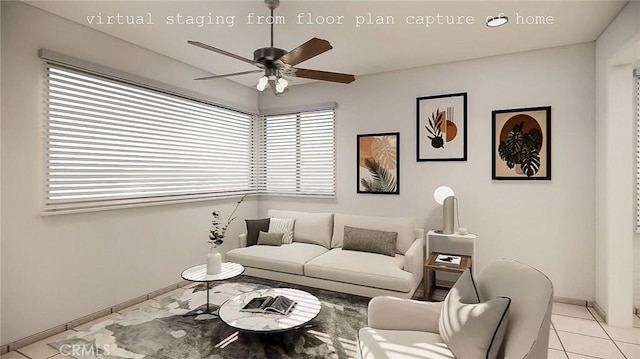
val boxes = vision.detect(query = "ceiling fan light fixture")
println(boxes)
[256,76,268,91]
[486,14,508,27]
[277,77,288,88]
[275,76,288,93]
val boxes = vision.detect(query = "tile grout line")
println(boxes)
[586,303,621,355]
[589,306,628,359]
[554,312,599,322]
[550,321,570,358]
[15,348,32,359]
[565,350,605,359]
[12,328,79,359]
[555,329,611,341]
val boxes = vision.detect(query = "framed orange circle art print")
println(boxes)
[416,93,467,162]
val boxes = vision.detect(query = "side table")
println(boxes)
[181,262,244,317]
[426,230,476,276]
[423,252,472,301]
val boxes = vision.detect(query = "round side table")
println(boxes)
[181,262,244,317]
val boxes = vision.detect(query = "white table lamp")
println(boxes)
[434,186,455,234]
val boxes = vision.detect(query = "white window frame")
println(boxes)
[40,50,257,214]
[633,68,640,233]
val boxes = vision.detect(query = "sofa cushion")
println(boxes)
[245,218,270,246]
[268,217,295,244]
[343,226,397,257]
[268,210,333,248]
[304,248,412,292]
[358,328,454,359]
[439,269,511,359]
[225,242,328,275]
[332,214,415,254]
[256,231,283,246]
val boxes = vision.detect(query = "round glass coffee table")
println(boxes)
[218,288,321,332]
[181,262,244,317]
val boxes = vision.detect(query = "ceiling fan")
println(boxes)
[188,0,355,94]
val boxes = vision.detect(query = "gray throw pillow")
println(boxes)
[439,269,511,359]
[342,226,397,257]
[245,218,270,246]
[257,231,284,246]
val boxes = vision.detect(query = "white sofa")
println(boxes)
[225,210,425,298]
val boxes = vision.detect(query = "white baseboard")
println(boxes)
[554,296,588,306]
[590,301,608,322]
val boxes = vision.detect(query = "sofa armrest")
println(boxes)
[404,236,425,279]
[368,296,442,333]
[239,233,247,248]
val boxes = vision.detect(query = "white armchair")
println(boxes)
[357,259,554,359]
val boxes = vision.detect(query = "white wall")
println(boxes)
[635,238,640,309]
[0,0,4,346]
[0,2,258,344]
[594,0,640,327]
[259,43,597,302]
[635,60,640,312]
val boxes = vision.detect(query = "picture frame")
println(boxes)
[492,106,551,180]
[357,132,400,194]
[416,92,467,161]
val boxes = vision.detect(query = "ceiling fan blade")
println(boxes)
[195,70,263,81]
[188,40,260,67]
[292,68,355,84]
[279,38,333,66]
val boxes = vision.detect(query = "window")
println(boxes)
[44,62,255,213]
[258,109,336,197]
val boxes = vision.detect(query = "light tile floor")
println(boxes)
[1,302,639,359]
[549,303,640,359]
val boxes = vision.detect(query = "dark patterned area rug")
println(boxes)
[49,275,371,358]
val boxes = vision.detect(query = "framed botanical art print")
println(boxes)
[492,106,551,180]
[357,132,400,194]
[416,92,467,161]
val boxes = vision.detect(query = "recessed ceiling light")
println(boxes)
[486,15,508,27]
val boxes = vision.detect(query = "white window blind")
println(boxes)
[258,109,336,196]
[44,63,255,213]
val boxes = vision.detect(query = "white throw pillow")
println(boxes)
[268,210,333,248]
[439,269,511,359]
[268,218,295,244]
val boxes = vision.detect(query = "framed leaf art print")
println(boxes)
[492,106,551,180]
[357,132,399,194]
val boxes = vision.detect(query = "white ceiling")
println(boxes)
[26,0,627,87]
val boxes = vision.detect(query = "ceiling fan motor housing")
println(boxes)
[254,47,287,65]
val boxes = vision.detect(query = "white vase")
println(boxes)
[207,246,222,274]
